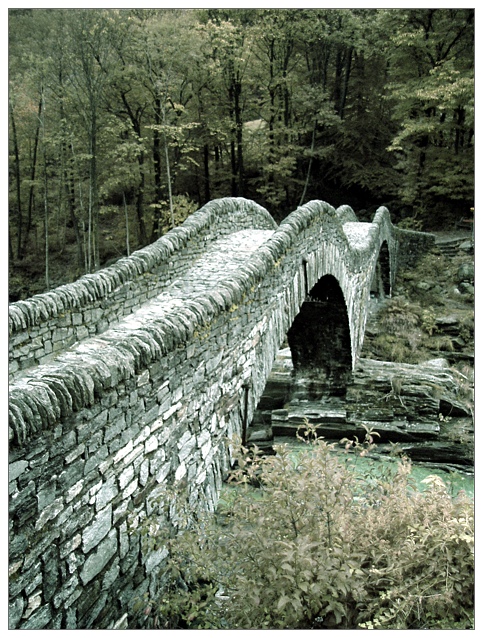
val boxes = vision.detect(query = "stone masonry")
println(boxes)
[8,197,434,628]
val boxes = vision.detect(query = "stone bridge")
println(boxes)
[8,197,434,629]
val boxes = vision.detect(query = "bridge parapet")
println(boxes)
[9,198,276,378]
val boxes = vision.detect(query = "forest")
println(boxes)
[8,8,474,301]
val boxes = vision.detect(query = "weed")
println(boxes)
[383,376,406,407]
[433,335,455,353]
[421,308,437,335]
[398,216,424,231]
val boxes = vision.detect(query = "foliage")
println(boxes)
[150,194,199,236]
[370,297,430,362]
[397,215,424,231]
[367,237,474,364]
[8,8,474,298]
[134,428,474,629]
[381,9,474,222]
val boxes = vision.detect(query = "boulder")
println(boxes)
[457,262,474,283]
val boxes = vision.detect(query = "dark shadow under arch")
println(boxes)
[370,241,391,298]
[287,274,352,398]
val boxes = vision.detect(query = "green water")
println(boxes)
[340,452,474,499]
[222,439,474,502]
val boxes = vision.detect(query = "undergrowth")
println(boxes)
[133,426,474,629]
[366,241,474,365]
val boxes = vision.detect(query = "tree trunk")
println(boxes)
[23,96,42,257]
[136,153,147,245]
[152,96,163,241]
[230,138,237,197]
[90,111,100,270]
[66,146,84,270]
[333,45,353,119]
[228,73,243,197]
[123,191,130,256]
[234,79,244,196]
[454,107,465,155]
[229,78,237,197]
[44,161,50,291]
[339,46,353,120]
[9,100,23,260]
[120,92,147,245]
[299,119,317,206]
[161,95,175,230]
[87,171,93,273]
[69,140,87,272]
[203,143,211,202]
[163,127,174,230]
[41,90,50,290]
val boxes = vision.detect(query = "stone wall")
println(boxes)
[395,227,436,270]
[9,198,415,629]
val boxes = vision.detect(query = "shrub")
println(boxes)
[397,216,424,231]
[136,429,474,629]
[156,194,199,235]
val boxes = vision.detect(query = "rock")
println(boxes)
[457,262,474,283]
[459,240,474,254]
[425,358,450,368]
[435,314,459,327]
[248,426,273,442]
[387,441,473,466]
[357,419,440,441]
[459,282,474,294]
[249,351,473,468]
[435,315,461,335]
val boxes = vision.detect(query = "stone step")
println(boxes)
[434,239,474,257]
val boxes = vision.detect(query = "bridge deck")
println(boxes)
[13,229,276,381]
[117,228,275,328]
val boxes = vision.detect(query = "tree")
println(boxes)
[8,8,474,299]
[199,12,256,199]
[103,9,151,246]
[382,9,474,223]
[250,10,301,210]
[139,10,202,239]
[8,10,48,261]
[66,9,116,271]
[315,9,398,203]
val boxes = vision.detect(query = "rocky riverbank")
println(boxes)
[247,350,473,470]
[246,232,474,472]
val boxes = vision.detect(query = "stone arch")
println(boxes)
[287,274,352,399]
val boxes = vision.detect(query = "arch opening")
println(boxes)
[370,241,391,298]
[287,274,352,399]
